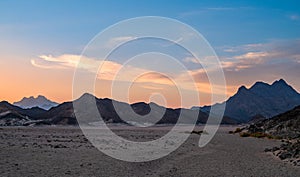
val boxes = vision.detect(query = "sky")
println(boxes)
[0,0,300,108]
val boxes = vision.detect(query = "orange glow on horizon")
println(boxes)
[1,56,300,108]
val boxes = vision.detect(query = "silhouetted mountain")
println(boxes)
[0,94,238,126]
[199,79,300,122]
[13,95,58,110]
[42,94,207,125]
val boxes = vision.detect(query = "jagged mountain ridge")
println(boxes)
[13,95,58,110]
[199,79,300,122]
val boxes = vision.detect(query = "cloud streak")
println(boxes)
[106,36,137,48]
[179,6,254,18]
[289,14,300,21]
[31,54,187,86]
[220,39,300,71]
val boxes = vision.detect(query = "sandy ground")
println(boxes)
[0,126,299,177]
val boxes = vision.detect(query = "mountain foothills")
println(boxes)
[199,79,300,123]
[13,95,58,110]
[0,79,299,126]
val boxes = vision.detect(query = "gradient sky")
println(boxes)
[1,0,300,108]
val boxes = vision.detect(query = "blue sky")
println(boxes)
[1,0,300,55]
[1,0,300,106]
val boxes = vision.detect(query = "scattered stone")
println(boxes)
[264,148,272,152]
[191,130,203,135]
[53,144,67,148]
[279,152,292,160]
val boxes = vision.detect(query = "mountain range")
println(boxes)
[13,95,58,110]
[0,93,236,126]
[1,79,300,126]
[198,79,300,122]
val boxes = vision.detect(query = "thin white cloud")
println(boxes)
[32,54,101,72]
[141,85,164,90]
[179,7,253,18]
[183,57,199,64]
[220,39,300,71]
[289,14,300,21]
[205,7,236,11]
[106,36,137,48]
[31,59,66,69]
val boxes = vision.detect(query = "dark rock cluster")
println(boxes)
[265,140,300,166]
[242,105,300,166]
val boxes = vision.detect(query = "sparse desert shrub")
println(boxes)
[191,130,203,135]
[265,134,281,140]
[234,128,242,133]
[250,132,267,138]
[239,131,280,139]
[229,127,243,134]
[185,130,209,135]
[240,132,250,137]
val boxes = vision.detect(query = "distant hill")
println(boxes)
[41,93,237,125]
[13,95,58,110]
[0,94,238,126]
[198,79,300,122]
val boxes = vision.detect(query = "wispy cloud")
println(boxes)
[205,7,236,11]
[289,14,300,21]
[179,7,253,18]
[140,84,164,90]
[31,54,183,86]
[31,54,123,81]
[219,39,300,71]
[31,54,101,71]
[183,57,199,64]
[105,36,137,48]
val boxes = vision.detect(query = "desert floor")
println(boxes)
[0,125,299,177]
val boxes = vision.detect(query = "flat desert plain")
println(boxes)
[0,126,299,177]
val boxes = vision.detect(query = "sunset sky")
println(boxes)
[1,0,300,108]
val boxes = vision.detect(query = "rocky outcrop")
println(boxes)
[241,105,300,166]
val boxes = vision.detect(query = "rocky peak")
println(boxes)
[13,95,58,110]
[237,85,248,92]
[272,78,288,86]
